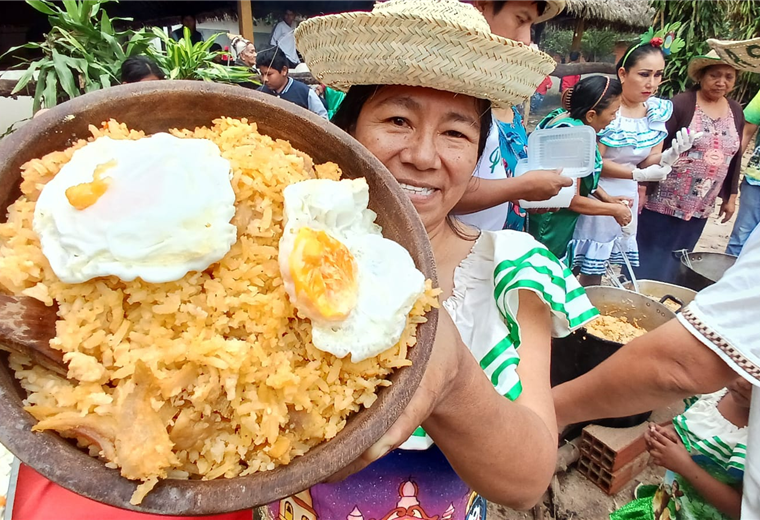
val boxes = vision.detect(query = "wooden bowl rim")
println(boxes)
[0,81,438,515]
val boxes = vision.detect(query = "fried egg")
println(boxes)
[279,178,425,362]
[34,133,236,284]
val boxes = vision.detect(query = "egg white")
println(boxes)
[34,134,237,284]
[279,178,425,363]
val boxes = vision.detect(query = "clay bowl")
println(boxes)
[0,81,438,515]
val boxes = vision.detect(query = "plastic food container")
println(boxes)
[516,126,597,209]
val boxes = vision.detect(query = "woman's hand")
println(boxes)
[324,310,463,483]
[519,169,572,201]
[612,204,632,228]
[719,195,738,223]
[608,195,634,207]
[638,184,648,214]
[645,423,692,474]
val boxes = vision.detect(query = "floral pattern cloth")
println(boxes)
[645,105,739,220]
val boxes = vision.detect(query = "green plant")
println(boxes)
[148,28,256,84]
[726,0,760,104]
[541,28,638,62]
[650,0,730,98]
[1,0,154,111]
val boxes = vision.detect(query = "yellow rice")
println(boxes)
[0,118,438,504]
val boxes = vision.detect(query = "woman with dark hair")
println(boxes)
[636,51,744,283]
[120,56,165,84]
[569,29,696,286]
[259,1,598,519]
[528,75,633,260]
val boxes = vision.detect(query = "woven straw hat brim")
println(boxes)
[295,11,556,108]
[707,37,760,74]
[536,0,565,23]
[688,51,735,81]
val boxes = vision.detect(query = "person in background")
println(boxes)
[727,89,760,256]
[569,30,693,286]
[552,224,760,519]
[637,51,743,283]
[230,35,256,69]
[171,14,203,45]
[121,56,165,84]
[529,76,633,261]
[560,51,581,92]
[530,74,553,113]
[315,84,346,119]
[255,47,327,119]
[455,0,573,232]
[270,9,300,69]
[610,378,749,520]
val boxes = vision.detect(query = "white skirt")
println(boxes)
[568,178,639,275]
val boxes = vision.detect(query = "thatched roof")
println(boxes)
[563,0,654,29]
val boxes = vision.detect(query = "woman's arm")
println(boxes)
[569,181,631,224]
[742,122,758,155]
[333,295,557,509]
[637,141,665,168]
[454,171,572,214]
[426,291,556,508]
[647,425,742,519]
[599,158,635,179]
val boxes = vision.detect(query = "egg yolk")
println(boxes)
[65,160,115,210]
[289,227,357,321]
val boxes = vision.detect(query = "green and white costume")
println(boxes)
[611,390,747,520]
[402,230,598,449]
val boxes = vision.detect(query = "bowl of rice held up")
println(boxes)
[0,81,438,515]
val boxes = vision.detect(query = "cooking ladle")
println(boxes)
[0,294,66,376]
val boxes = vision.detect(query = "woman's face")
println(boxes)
[586,96,621,133]
[352,86,482,233]
[241,44,257,66]
[474,0,540,44]
[699,65,737,101]
[619,52,665,103]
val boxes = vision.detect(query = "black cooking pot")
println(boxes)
[673,250,737,291]
[552,287,676,435]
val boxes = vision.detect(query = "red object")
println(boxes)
[12,464,252,520]
[536,76,553,96]
[650,37,664,47]
[560,74,581,92]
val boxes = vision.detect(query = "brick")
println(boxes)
[577,451,650,495]
[580,424,647,472]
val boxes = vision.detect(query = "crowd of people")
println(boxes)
[9,1,760,520]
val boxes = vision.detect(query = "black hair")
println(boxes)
[255,46,290,72]
[569,51,580,62]
[331,85,491,240]
[562,75,622,122]
[181,14,196,20]
[210,43,222,52]
[120,56,165,83]
[616,42,665,73]
[492,1,547,16]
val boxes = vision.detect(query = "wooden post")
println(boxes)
[570,17,585,52]
[238,0,254,42]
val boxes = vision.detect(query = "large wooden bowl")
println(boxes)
[0,81,437,515]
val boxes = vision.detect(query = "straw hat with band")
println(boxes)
[294,0,556,108]
[707,37,760,74]
[688,50,737,81]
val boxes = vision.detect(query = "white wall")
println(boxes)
[0,70,33,137]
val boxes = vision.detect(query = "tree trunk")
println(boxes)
[571,17,585,52]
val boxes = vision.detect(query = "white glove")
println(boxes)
[660,128,704,166]
[632,164,672,182]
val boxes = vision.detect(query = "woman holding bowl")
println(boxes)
[261,1,598,518]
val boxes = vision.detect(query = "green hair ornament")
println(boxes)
[622,22,685,67]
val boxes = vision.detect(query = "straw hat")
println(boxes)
[688,50,736,81]
[294,0,556,108]
[536,0,565,23]
[707,37,760,73]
